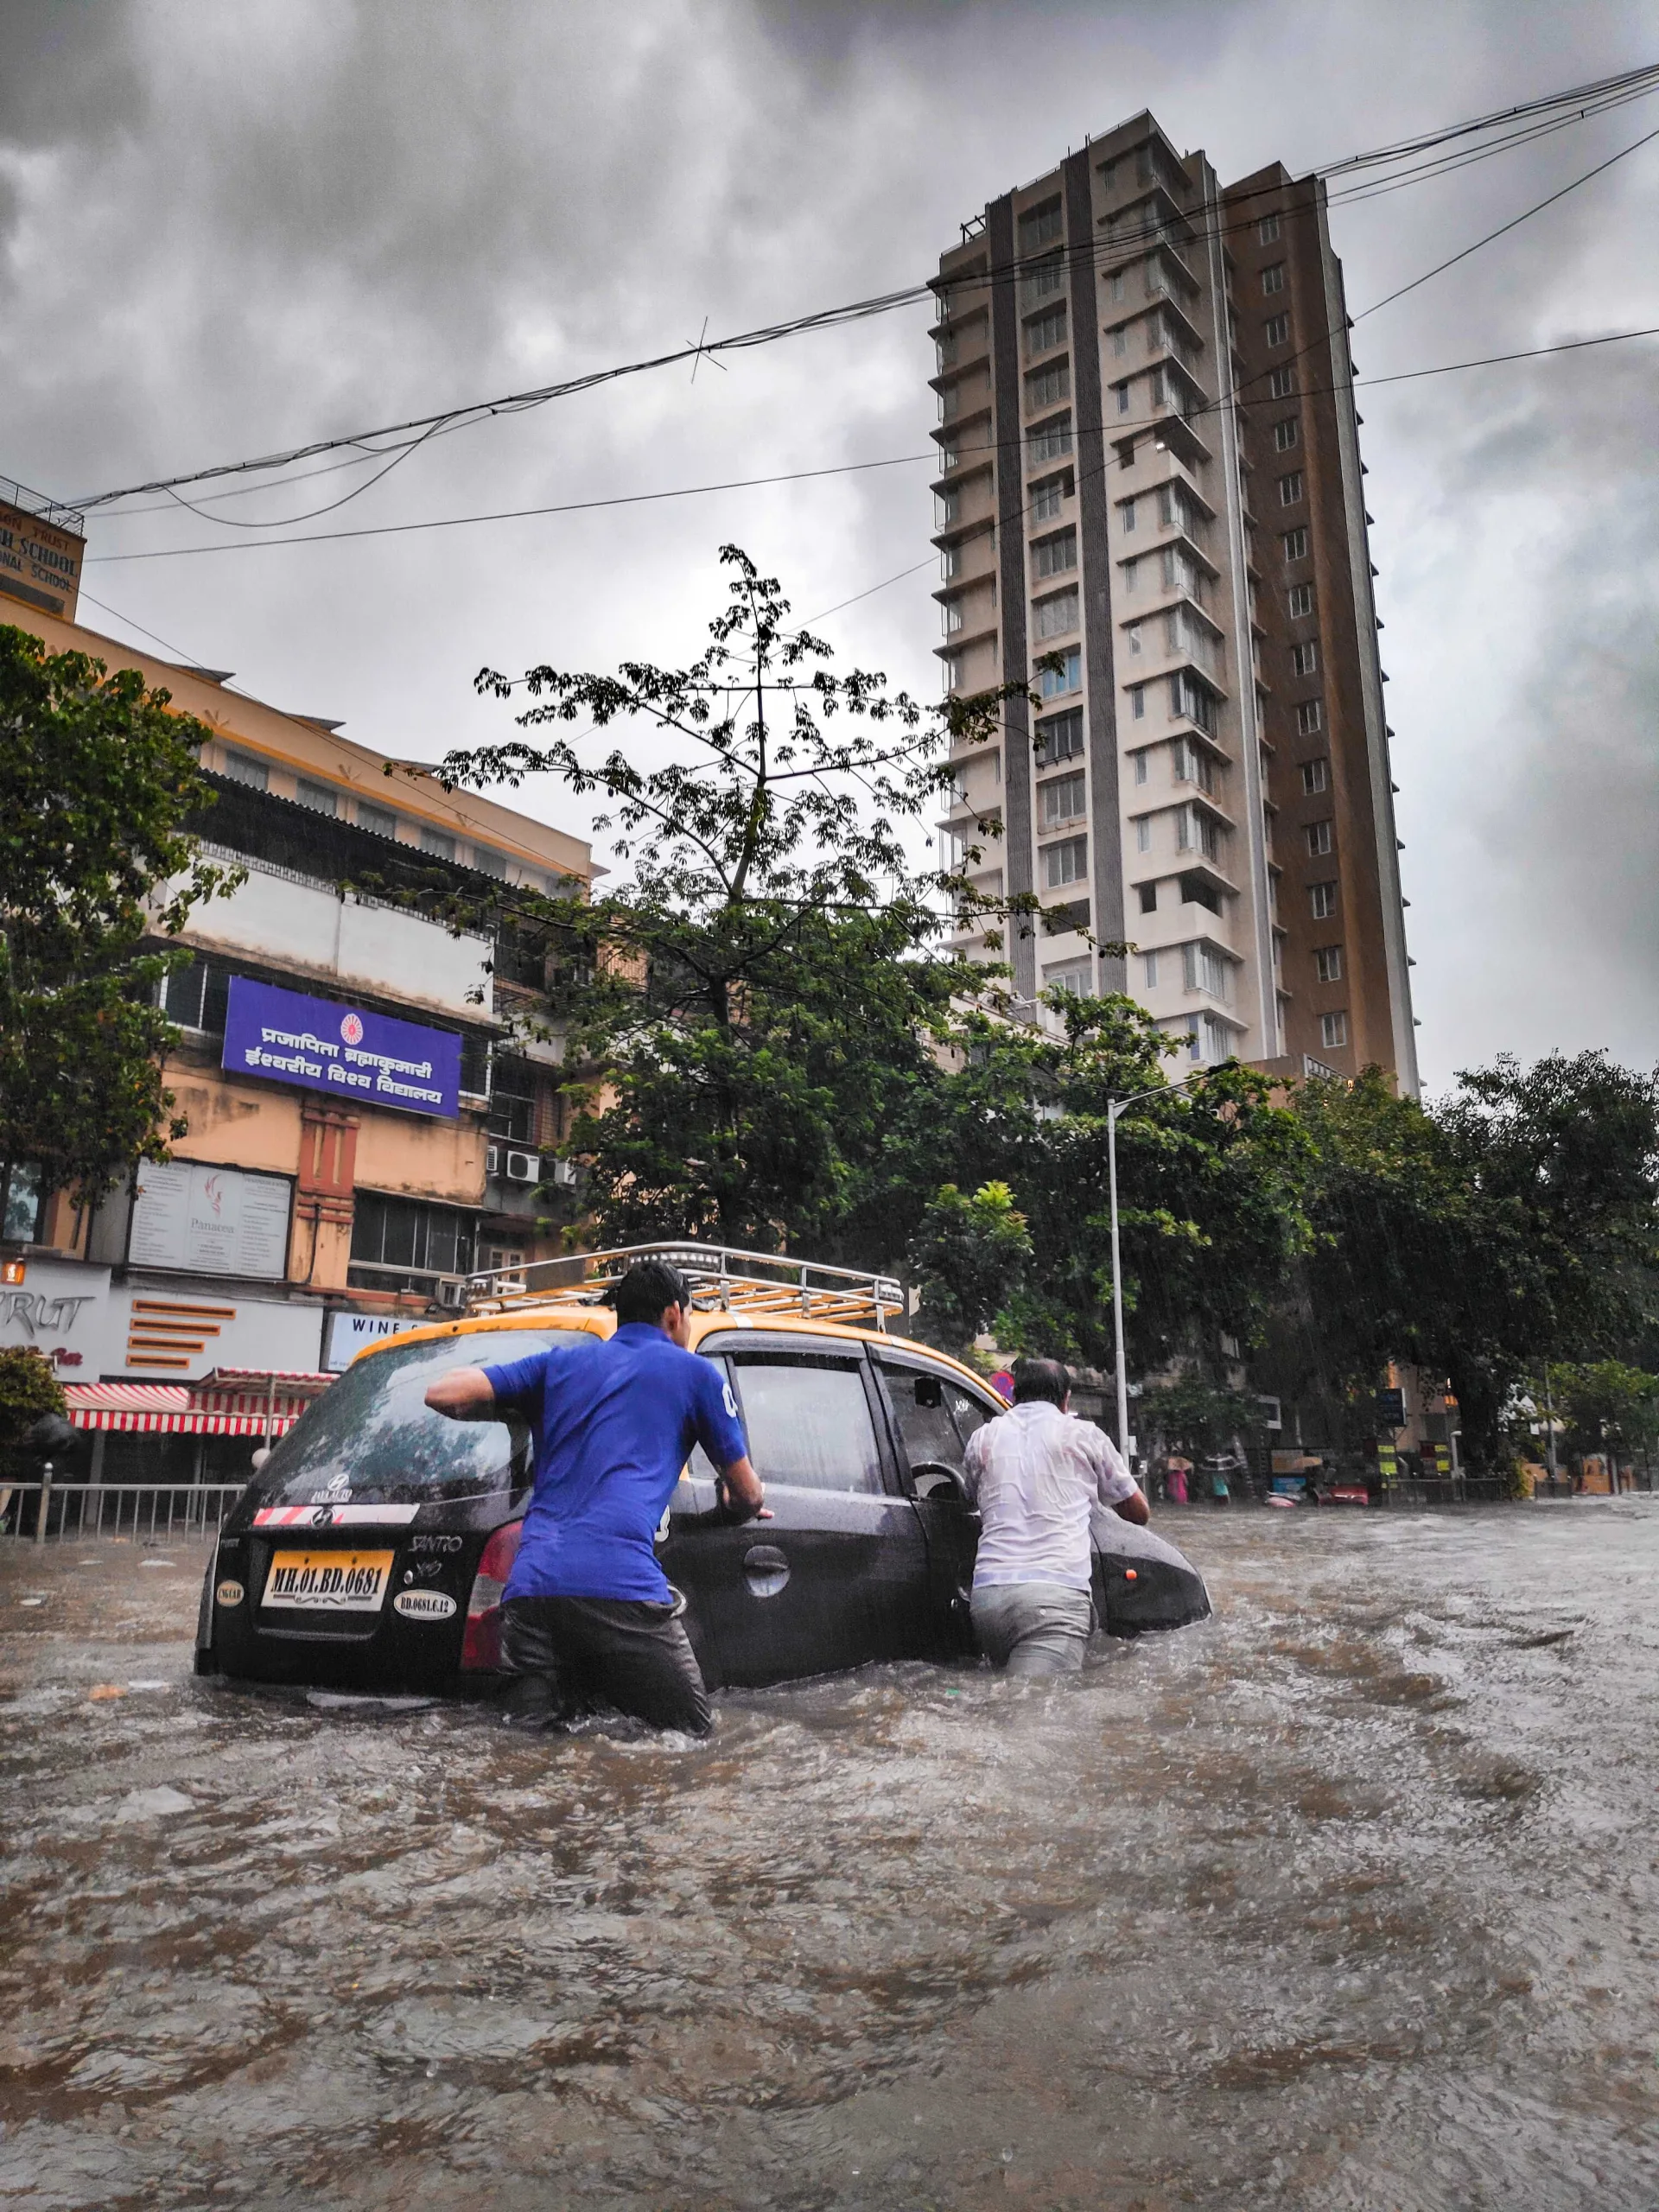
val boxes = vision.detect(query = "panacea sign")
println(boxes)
[221,976,462,1119]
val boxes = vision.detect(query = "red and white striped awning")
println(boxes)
[63,1378,328,1437]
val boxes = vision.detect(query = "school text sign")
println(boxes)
[222,976,461,1118]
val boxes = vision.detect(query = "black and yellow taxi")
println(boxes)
[197,1247,1211,1693]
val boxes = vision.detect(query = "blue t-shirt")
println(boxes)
[483,1324,747,1604]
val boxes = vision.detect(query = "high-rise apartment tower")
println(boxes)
[931,111,1417,1090]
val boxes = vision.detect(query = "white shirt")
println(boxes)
[962,1401,1139,1591]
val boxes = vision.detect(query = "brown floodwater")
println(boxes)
[2,1503,1656,2210]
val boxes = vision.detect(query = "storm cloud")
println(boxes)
[2,0,1655,1086]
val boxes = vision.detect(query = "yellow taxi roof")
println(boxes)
[348,1304,998,1401]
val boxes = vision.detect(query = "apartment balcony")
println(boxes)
[174,846,494,1024]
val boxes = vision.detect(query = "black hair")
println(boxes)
[612,1259,691,1327]
[1011,1356,1071,1408]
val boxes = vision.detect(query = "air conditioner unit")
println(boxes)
[505,1149,540,1185]
[549,1158,577,1188]
[485,1144,500,1178]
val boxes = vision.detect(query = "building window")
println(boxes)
[1121,496,1136,533]
[1262,264,1285,296]
[1027,413,1073,464]
[1039,649,1082,698]
[1142,950,1160,988]
[1033,588,1079,639]
[1019,198,1063,251]
[1031,472,1071,521]
[1319,1010,1348,1049]
[161,954,232,1035]
[1278,471,1304,506]
[296,778,338,816]
[1027,361,1070,410]
[1309,880,1338,919]
[1116,382,1131,415]
[1306,820,1333,856]
[1169,670,1215,734]
[1045,959,1092,998]
[1287,581,1314,617]
[1182,941,1230,999]
[1264,313,1290,347]
[1111,325,1129,357]
[1273,417,1299,452]
[1123,556,1139,591]
[1171,737,1214,793]
[1290,639,1319,677]
[941,653,961,696]
[1314,945,1343,982]
[1268,365,1295,398]
[356,799,397,840]
[1032,527,1077,578]
[935,487,960,529]
[1039,770,1086,827]
[220,749,269,791]
[349,1192,478,1290]
[420,826,457,861]
[2,1162,42,1244]
[1300,758,1328,795]
[1134,751,1148,785]
[1025,258,1065,309]
[1281,526,1309,562]
[938,435,960,473]
[486,1058,539,1146]
[942,601,964,637]
[1034,708,1084,765]
[1127,621,1143,657]
[1259,213,1281,243]
[1295,699,1323,735]
[1135,815,1152,853]
[1139,880,1158,914]
[1042,835,1088,888]
[1129,683,1145,719]
[1026,304,1067,356]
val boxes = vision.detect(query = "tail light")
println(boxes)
[460,1520,522,1672]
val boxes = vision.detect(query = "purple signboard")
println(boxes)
[221,976,461,1119]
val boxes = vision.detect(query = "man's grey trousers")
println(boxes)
[970,1582,1095,1675]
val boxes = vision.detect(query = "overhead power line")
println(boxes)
[67,60,1659,517]
[83,321,1659,568]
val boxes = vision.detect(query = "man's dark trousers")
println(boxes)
[500,1594,712,1735]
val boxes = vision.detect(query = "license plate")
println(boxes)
[263,1548,394,1611]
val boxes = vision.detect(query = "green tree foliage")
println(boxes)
[0,1344,67,1465]
[421,549,1313,1372]
[0,626,236,1208]
[429,546,1027,1249]
[1550,1359,1659,1471]
[1136,1372,1263,1459]
[907,1181,1032,1360]
[1289,1054,1659,1465]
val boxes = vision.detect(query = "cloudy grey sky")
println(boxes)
[3,0,1656,1090]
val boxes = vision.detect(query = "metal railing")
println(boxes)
[440,1241,906,1330]
[0,1481,246,1546]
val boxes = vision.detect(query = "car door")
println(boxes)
[874,1354,1001,1652]
[662,1338,931,1687]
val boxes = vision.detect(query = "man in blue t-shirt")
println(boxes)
[425,1259,763,1734]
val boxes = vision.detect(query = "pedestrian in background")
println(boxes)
[962,1356,1148,1676]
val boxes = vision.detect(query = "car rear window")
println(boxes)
[255,1329,596,1504]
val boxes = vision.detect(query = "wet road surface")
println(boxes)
[3,1504,1657,2210]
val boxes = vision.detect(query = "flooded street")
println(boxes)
[3,1504,1657,2211]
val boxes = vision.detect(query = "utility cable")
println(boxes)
[83,321,1659,568]
[65,60,1659,517]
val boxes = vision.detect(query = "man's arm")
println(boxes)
[1093,1430,1150,1524]
[716,1454,769,1523]
[425,1367,496,1418]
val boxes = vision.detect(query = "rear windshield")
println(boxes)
[255,1329,596,1505]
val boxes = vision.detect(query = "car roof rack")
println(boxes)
[437,1243,906,1332]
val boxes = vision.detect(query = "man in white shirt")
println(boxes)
[962,1356,1148,1675]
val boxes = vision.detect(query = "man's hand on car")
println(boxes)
[716,1455,770,1522]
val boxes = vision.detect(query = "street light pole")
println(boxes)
[1107,1064,1210,1465]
